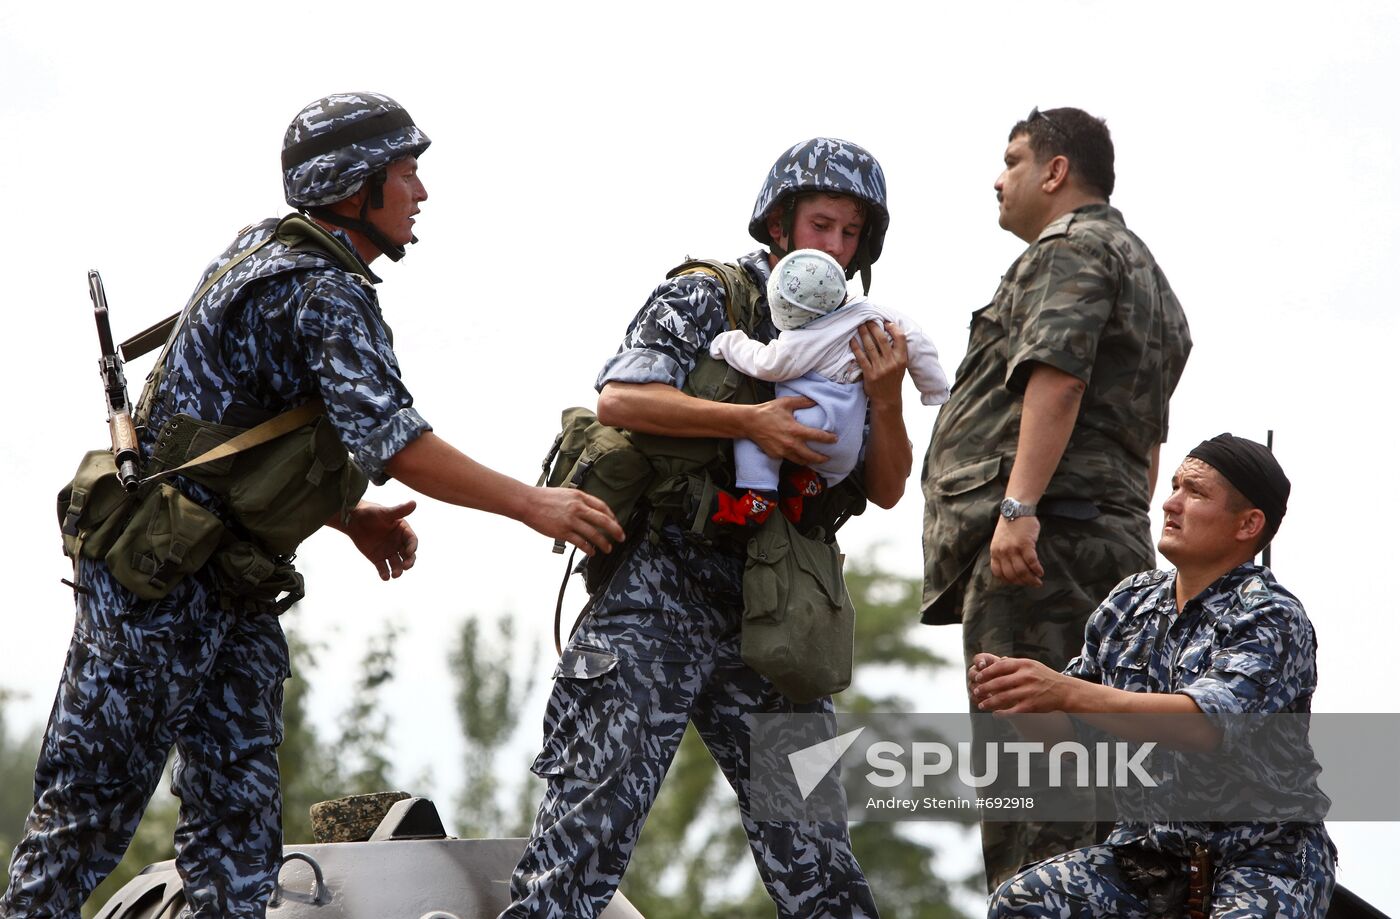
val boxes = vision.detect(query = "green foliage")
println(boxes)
[278,631,343,845]
[330,620,403,797]
[449,615,540,838]
[0,691,41,890]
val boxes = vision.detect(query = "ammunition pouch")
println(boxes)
[57,455,225,601]
[59,450,139,562]
[56,410,363,606]
[740,512,855,703]
[1113,842,1195,918]
[539,407,655,535]
[104,483,225,600]
[151,411,368,556]
[212,541,305,614]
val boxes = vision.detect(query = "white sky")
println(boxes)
[2,0,1397,913]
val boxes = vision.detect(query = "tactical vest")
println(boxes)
[57,215,371,610]
[540,257,868,590]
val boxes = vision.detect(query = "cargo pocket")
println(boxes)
[212,541,306,614]
[530,645,639,783]
[928,454,1002,498]
[740,513,855,704]
[105,484,225,600]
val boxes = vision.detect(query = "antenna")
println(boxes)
[1262,429,1274,569]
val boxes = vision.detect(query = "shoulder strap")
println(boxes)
[122,215,371,362]
[666,258,763,335]
[142,398,326,484]
[123,229,279,363]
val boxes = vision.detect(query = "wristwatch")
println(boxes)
[999,497,1038,521]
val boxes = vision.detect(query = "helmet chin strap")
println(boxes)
[308,171,414,262]
[848,225,873,295]
[768,199,797,261]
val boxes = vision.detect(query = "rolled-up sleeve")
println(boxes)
[296,273,430,484]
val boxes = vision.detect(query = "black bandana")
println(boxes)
[1187,433,1290,532]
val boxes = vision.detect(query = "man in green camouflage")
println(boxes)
[920,107,1191,890]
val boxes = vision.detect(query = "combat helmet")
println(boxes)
[281,92,431,261]
[748,138,889,292]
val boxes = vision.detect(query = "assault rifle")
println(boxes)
[88,270,141,491]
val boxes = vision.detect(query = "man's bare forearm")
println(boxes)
[1062,680,1222,752]
[1004,363,1086,502]
[597,382,752,439]
[385,431,531,521]
[861,401,912,509]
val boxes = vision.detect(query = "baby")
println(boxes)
[709,248,950,524]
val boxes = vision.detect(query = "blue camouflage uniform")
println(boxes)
[1,220,428,919]
[990,564,1336,919]
[500,250,880,919]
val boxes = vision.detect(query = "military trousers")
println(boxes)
[959,513,1153,892]
[989,833,1337,919]
[501,593,880,919]
[1,560,288,919]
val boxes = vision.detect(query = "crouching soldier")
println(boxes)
[973,435,1336,918]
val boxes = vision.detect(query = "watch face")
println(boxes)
[1000,498,1030,519]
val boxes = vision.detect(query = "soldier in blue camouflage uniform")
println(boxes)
[500,139,915,919]
[921,106,1193,889]
[971,435,1336,918]
[2,92,621,919]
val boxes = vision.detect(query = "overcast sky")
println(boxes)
[2,1,1397,913]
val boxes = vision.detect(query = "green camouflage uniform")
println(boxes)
[919,203,1191,889]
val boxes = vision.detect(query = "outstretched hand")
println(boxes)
[524,487,626,556]
[341,500,419,581]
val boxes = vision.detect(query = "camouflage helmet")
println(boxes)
[282,92,430,209]
[748,138,889,288]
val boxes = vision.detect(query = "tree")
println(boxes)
[0,689,42,887]
[450,615,541,838]
[277,631,344,845]
[328,620,404,797]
